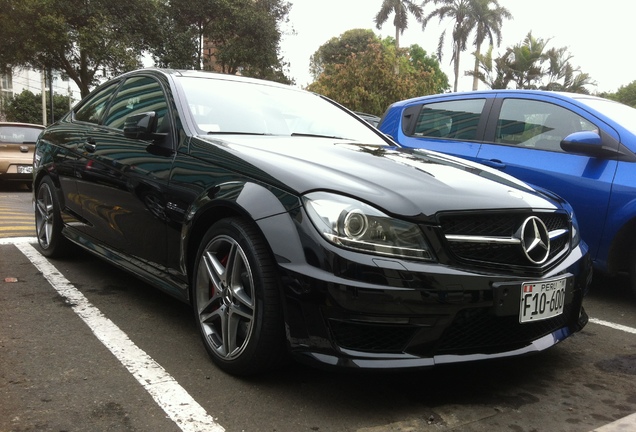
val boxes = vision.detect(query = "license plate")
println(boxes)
[17,165,33,174]
[519,277,566,323]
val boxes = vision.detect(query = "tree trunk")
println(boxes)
[472,44,481,91]
[453,45,460,92]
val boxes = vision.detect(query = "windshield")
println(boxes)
[576,97,636,136]
[176,76,385,144]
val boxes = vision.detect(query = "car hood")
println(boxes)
[192,135,561,219]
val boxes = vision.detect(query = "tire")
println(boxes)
[192,218,285,375]
[34,177,70,258]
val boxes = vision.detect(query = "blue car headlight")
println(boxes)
[303,192,434,261]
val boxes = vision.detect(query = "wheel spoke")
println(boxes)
[227,244,255,311]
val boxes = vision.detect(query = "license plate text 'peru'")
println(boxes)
[519,277,566,323]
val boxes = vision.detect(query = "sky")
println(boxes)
[279,0,632,93]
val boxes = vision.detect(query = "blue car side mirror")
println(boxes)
[561,131,609,157]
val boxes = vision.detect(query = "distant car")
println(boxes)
[0,122,44,189]
[379,90,636,297]
[34,70,590,375]
[355,111,381,127]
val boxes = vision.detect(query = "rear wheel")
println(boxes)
[35,177,70,257]
[192,218,285,375]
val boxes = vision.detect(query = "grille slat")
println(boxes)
[438,211,570,270]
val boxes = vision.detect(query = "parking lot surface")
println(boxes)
[1,236,635,432]
[1,187,636,431]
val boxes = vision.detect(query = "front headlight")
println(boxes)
[303,192,434,261]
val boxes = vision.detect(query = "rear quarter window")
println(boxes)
[408,99,485,140]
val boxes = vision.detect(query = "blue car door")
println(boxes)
[475,94,618,261]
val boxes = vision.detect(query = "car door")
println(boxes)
[75,74,175,270]
[41,81,122,223]
[475,95,619,260]
[392,96,492,159]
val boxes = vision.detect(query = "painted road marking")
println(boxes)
[11,240,224,432]
[588,318,636,335]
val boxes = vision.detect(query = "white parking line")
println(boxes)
[13,241,225,432]
[588,318,636,335]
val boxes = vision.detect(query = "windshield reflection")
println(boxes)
[176,76,385,144]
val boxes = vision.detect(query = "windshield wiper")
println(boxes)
[206,131,267,135]
[291,132,349,140]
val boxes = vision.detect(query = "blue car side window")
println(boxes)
[496,99,597,152]
[410,99,485,140]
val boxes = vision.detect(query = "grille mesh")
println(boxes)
[438,212,570,268]
[328,320,417,353]
[433,303,575,355]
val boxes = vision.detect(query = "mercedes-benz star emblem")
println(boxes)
[519,216,550,264]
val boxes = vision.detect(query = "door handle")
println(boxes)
[84,137,97,153]
[480,159,506,169]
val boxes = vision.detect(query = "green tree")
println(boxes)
[211,0,292,82]
[541,47,595,93]
[4,90,70,125]
[467,0,511,90]
[0,0,161,97]
[151,0,292,84]
[466,46,512,89]
[468,32,595,93]
[408,44,451,90]
[307,35,448,115]
[505,32,550,89]
[374,0,424,49]
[309,29,378,80]
[605,81,636,107]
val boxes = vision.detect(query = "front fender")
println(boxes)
[180,181,302,291]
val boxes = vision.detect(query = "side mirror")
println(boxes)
[560,131,614,158]
[123,112,157,140]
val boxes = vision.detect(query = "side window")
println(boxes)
[74,81,120,124]
[103,76,168,131]
[410,99,485,140]
[496,99,597,151]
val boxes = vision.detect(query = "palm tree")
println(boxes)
[505,32,550,89]
[374,0,424,49]
[422,0,474,92]
[541,47,596,93]
[466,45,512,89]
[467,0,511,90]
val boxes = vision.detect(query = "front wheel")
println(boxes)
[34,177,70,258]
[192,218,285,375]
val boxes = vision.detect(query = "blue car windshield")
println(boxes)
[576,97,636,136]
[176,76,386,144]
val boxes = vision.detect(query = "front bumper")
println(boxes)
[276,237,591,370]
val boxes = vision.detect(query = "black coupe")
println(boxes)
[34,69,591,375]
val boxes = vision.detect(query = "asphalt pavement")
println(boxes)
[2,186,636,431]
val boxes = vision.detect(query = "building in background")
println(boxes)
[0,68,81,124]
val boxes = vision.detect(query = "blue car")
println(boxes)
[379,90,636,296]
